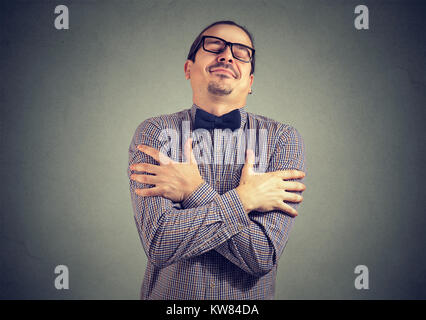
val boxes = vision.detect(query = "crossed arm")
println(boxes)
[128,120,306,276]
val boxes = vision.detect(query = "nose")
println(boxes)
[217,45,234,63]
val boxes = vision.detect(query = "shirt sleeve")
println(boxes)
[128,119,252,268]
[213,126,306,276]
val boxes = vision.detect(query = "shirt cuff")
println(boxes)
[214,189,251,235]
[181,182,219,209]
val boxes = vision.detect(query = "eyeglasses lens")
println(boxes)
[203,37,252,62]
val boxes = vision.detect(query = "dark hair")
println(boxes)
[186,20,255,75]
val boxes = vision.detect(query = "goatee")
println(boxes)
[207,80,233,96]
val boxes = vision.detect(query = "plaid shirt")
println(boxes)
[128,104,306,299]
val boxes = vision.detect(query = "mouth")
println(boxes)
[210,68,236,78]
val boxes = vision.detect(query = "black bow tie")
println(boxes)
[194,108,241,130]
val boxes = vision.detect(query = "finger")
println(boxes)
[277,202,298,217]
[275,170,306,180]
[130,163,160,174]
[135,187,162,197]
[282,191,303,203]
[184,138,197,164]
[242,149,255,175]
[130,173,158,185]
[137,145,173,165]
[280,181,306,192]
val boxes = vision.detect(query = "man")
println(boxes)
[128,21,306,299]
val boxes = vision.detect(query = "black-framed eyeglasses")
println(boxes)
[200,36,255,63]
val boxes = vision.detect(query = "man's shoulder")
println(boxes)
[246,110,300,139]
[247,111,305,170]
[134,108,191,133]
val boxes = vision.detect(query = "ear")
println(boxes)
[184,60,192,80]
[248,74,254,93]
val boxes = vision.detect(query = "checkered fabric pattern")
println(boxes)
[128,104,306,299]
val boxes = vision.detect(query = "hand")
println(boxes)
[129,138,204,202]
[236,150,306,217]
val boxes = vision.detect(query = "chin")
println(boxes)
[207,81,233,96]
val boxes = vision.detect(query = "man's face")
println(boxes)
[185,24,254,104]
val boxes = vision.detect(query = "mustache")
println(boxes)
[208,62,238,78]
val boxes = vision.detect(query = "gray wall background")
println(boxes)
[1,0,425,299]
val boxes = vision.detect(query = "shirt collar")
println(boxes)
[190,103,247,130]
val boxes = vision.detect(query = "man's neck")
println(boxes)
[193,96,246,116]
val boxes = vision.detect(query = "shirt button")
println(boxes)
[211,281,215,288]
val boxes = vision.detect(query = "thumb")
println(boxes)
[242,149,255,175]
[184,138,197,164]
